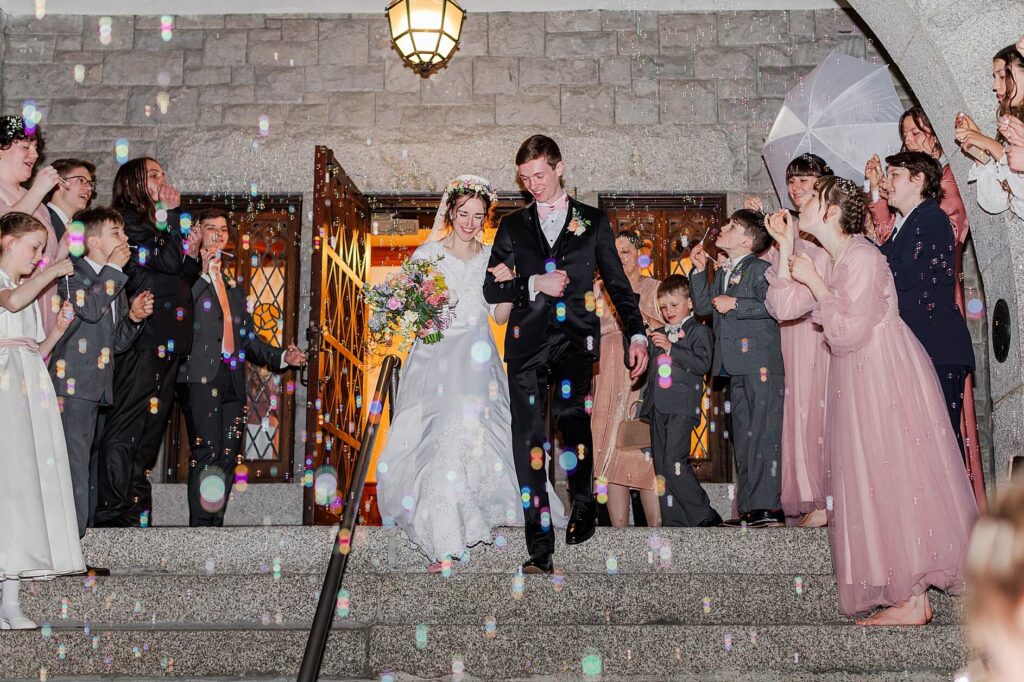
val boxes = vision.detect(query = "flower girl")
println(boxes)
[0,212,83,629]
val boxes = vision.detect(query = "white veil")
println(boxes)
[429,174,499,242]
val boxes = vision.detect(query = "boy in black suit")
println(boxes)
[640,275,721,527]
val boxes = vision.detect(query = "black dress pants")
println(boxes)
[507,330,594,559]
[95,348,181,527]
[181,364,245,527]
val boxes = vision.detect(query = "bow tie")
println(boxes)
[537,194,569,220]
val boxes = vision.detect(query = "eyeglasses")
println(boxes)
[63,175,96,189]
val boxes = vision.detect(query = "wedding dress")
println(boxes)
[376,240,564,562]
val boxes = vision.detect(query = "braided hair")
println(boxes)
[814,176,867,236]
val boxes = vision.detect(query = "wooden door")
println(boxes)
[164,194,303,485]
[303,146,370,525]
[599,193,732,483]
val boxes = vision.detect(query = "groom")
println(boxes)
[484,135,648,574]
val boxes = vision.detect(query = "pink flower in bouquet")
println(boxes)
[387,297,401,311]
[422,280,436,295]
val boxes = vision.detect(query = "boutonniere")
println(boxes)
[729,273,742,286]
[666,324,684,343]
[567,207,591,237]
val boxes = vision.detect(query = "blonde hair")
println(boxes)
[968,484,1024,626]
[0,212,47,253]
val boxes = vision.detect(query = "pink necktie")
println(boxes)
[537,194,569,220]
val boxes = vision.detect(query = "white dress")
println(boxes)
[0,268,85,580]
[376,242,562,562]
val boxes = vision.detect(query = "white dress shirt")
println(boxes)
[84,256,119,320]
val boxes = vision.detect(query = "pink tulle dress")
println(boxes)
[764,239,831,518]
[775,236,978,616]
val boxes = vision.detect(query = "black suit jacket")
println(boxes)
[121,207,201,354]
[178,273,285,399]
[483,198,644,360]
[879,199,974,368]
[47,205,66,241]
[639,317,712,419]
[48,257,143,404]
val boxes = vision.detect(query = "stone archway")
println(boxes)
[848,0,1024,489]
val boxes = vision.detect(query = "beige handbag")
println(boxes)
[614,400,651,450]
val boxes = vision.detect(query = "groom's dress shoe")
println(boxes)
[521,556,554,575]
[722,512,749,527]
[565,504,596,545]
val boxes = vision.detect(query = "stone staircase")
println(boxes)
[0,524,968,681]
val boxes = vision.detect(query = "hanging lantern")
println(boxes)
[386,0,466,78]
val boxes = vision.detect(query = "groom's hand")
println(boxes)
[628,339,649,379]
[535,270,569,297]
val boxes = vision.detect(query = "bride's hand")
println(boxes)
[487,263,515,282]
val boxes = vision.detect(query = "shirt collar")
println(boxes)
[536,192,569,211]
[47,202,70,226]
[83,256,103,274]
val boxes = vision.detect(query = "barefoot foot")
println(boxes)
[856,594,932,626]
[798,509,828,528]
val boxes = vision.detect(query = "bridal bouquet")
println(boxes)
[363,256,454,352]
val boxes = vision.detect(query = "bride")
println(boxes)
[376,175,563,572]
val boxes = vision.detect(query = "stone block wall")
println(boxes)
[1,9,907,205]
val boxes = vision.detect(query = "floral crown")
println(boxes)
[447,176,498,204]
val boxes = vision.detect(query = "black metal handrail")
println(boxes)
[298,354,401,681]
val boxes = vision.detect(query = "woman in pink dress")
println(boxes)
[0,117,65,334]
[757,153,833,527]
[770,175,978,624]
[865,107,986,509]
[591,230,662,528]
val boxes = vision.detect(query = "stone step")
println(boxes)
[82,526,832,576]
[19,573,962,628]
[147,483,735,527]
[0,624,966,680]
[150,483,303,527]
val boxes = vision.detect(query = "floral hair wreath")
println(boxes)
[447,176,498,205]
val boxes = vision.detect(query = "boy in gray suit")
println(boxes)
[689,209,785,528]
[48,207,154,539]
[640,275,722,527]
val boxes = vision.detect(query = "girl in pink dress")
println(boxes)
[0,117,66,334]
[755,153,833,527]
[770,176,978,624]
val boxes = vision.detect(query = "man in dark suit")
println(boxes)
[640,275,721,527]
[689,210,785,528]
[48,207,153,540]
[95,158,202,527]
[178,209,306,526]
[483,135,648,574]
[45,158,96,241]
[879,151,975,455]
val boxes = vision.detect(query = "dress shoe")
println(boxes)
[565,504,596,545]
[697,510,724,527]
[745,509,786,528]
[86,565,111,576]
[521,556,554,575]
[722,512,749,527]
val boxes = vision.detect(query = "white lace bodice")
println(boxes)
[411,241,491,328]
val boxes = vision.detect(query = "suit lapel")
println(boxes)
[549,198,576,258]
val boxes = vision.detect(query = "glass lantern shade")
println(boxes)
[386,0,465,77]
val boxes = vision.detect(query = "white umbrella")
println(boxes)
[762,51,905,209]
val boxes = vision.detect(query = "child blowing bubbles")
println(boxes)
[0,212,83,629]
